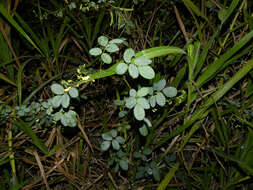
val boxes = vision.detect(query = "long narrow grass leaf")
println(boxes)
[196,30,253,88]
[155,58,253,148]
[221,0,240,24]
[0,72,17,86]
[23,72,63,105]
[12,119,48,154]
[182,0,209,23]
[157,162,180,190]
[17,62,29,105]
[135,46,186,58]
[0,4,42,54]
[92,10,105,45]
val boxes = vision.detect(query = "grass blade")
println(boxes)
[17,61,30,106]
[135,46,186,58]
[196,30,253,88]
[182,0,209,23]
[0,4,42,54]
[91,10,105,45]
[12,119,48,154]
[155,58,253,148]
[157,162,179,190]
[23,72,63,105]
[221,0,240,24]
[0,72,17,86]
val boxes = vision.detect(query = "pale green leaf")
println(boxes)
[163,87,177,98]
[119,159,128,171]
[98,36,108,46]
[68,87,79,98]
[102,133,112,141]
[125,97,136,109]
[137,98,150,109]
[134,57,152,66]
[112,139,120,150]
[129,89,137,97]
[89,48,102,56]
[116,62,128,75]
[156,92,166,106]
[110,129,117,138]
[51,95,62,108]
[153,79,166,91]
[116,136,125,144]
[137,87,149,97]
[124,48,135,63]
[134,104,145,121]
[101,141,111,151]
[138,66,155,79]
[139,125,148,136]
[149,96,156,107]
[101,53,112,64]
[51,84,64,95]
[128,64,139,79]
[144,118,152,127]
[109,38,124,44]
[105,43,119,53]
[53,111,63,121]
[61,93,70,108]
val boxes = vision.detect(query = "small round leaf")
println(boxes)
[129,89,137,97]
[109,38,124,44]
[153,79,166,91]
[61,93,70,108]
[116,62,128,75]
[155,92,166,106]
[134,104,145,121]
[137,98,150,109]
[137,87,149,97]
[68,87,79,98]
[119,111,128,118]
[105,43,119,53]
[89,48,102,56]
[110,129,117,138]
[112,139,120,150]
[134,57,152,66]
[51,84,64,95]
[139,125,148,136]
[119,159,128,171]
[65,110,77,127]
[102,133,112,141]
[138,66,155,79]
[144,118,152,127]
[125,97,136,109]
[128,64,139,79]
[116,136,125,144]
[101,53,112,64]
[162,87,177,98]
[53,111,63,121]
[98,36,108,46]
[51,95,62,108]
[123,48,135,63]
[149,96,156,108]
[101,141,111,151]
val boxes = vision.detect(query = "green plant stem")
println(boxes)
[218,0,245,55]
[8,126,18,185]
